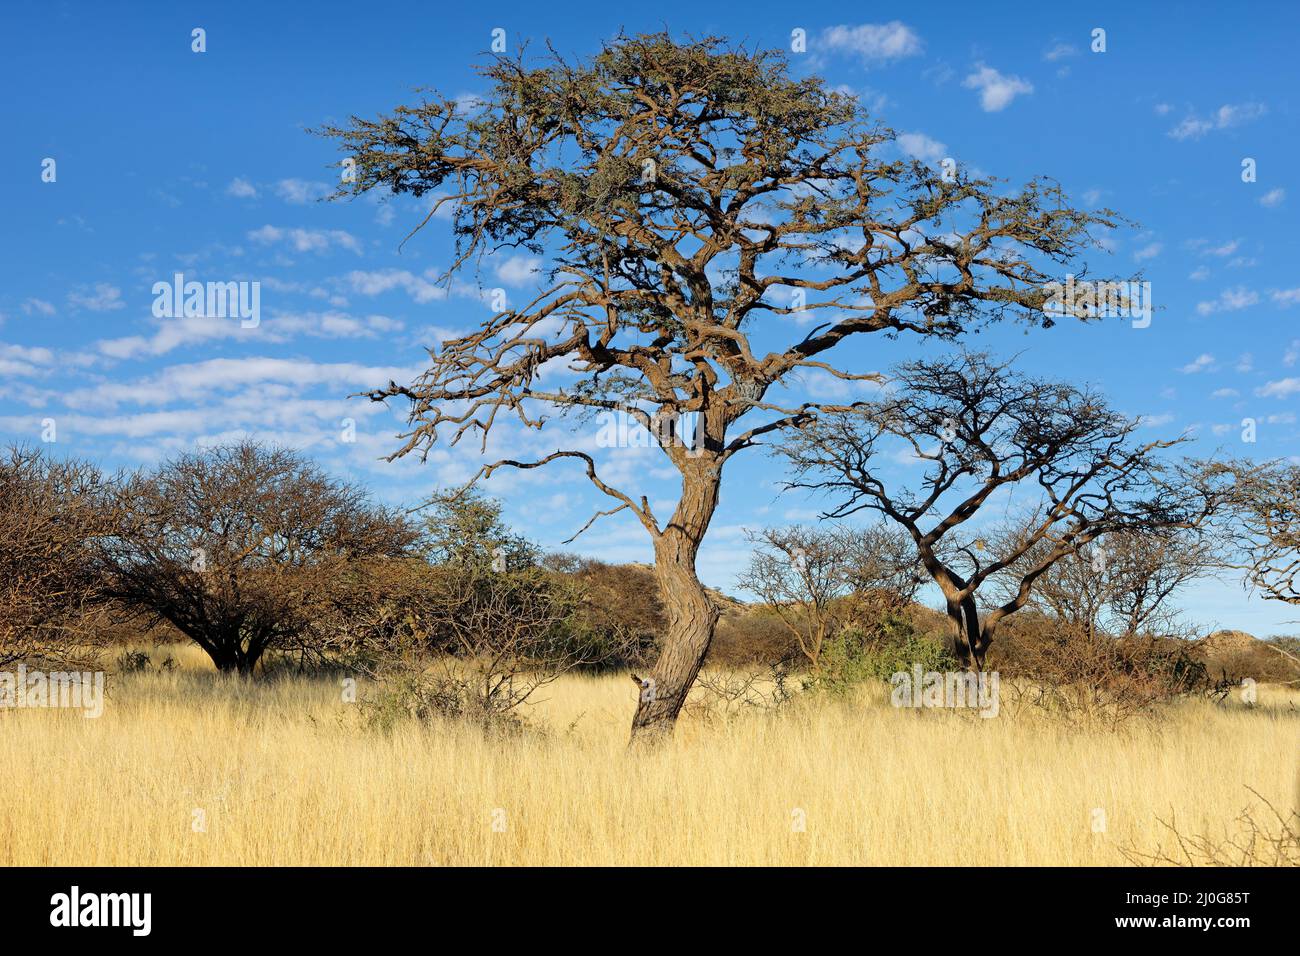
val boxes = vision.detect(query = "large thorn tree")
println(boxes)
[322,32,1126,741]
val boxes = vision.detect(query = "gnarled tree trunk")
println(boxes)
[630,466,721,743]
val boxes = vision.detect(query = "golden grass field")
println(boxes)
[1,644,1295,866]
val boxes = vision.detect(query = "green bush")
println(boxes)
[816,617,958,692]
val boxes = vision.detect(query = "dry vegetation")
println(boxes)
[1,643,1294,867]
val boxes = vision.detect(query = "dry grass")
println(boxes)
[0,644,1295,866]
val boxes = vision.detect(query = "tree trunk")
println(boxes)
[961,595,987,670]
[629,466,721,744]
[946,595,985,671]
[206,635,260,676]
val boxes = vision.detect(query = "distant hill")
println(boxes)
[1196,629,1260,655]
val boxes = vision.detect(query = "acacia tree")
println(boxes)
[739,524,918,670]
[423,488,539,570]
[1195,459,1300,607]
[1001,529,1210,639]
[96,441,418,675]
[778,354,1191,668]
[322,33,1127,739]
[0,446,113,666]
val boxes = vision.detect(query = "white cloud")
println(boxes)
[1180,353,1215,374]
[1195,287,1259,315]
[821,22,923,64]
[0,342,56,377]
[453,93,488,115]
[68,283,124,312]
[962,64,1033,112]
[1258,378,1300,399]
[1210,388,1239,398]
[1189,238,1241,259]
[1043,43,1077,62]
[347,268,445,304]
[248,225,362,255]
[1168,101,1267,140]
[1271,288,1300,307]
[494,255,542,287]
[896,131,947,164]
[275,179,330,204]
[226,177,259,199]
[1169,116,1213,141]
[22,298,56,316]
[95,310,404,360]
[1137,412,1176,428]
[1259,188,1286,208]
[66,356,423,410]
[1133,241,1162,262]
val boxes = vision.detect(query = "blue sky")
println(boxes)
[2,1,1297,634]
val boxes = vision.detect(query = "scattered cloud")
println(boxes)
[895,131,947,163]
[494,255,542,287]
[66,356,423,410]
[1195,287,1259,315]
[0,342,57,377]
[1137,412,1176,428]
[226,177,258,199]
[347,268,445,304]
[1190,238,1242,258]
[68,283,125,312]
[962,63,1033,111]
[95,310,404,360]
[248,225,362,255]
[1168,101,1267,140]
[820,22,923,64]
[1259,188,1286,208]
[1180,353,1215,374]
[275,179,330,204]
[1257,378,1300,399]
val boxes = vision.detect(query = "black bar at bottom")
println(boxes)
[0,866,1285,941]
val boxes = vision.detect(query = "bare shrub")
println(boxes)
[686,665,796,724]
[707,608,802,668]
[355,563,586,733]
[1001,624,1210,726]
[543,554,663,669]
[1122,788,1300,866]
[738,523,919,672]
